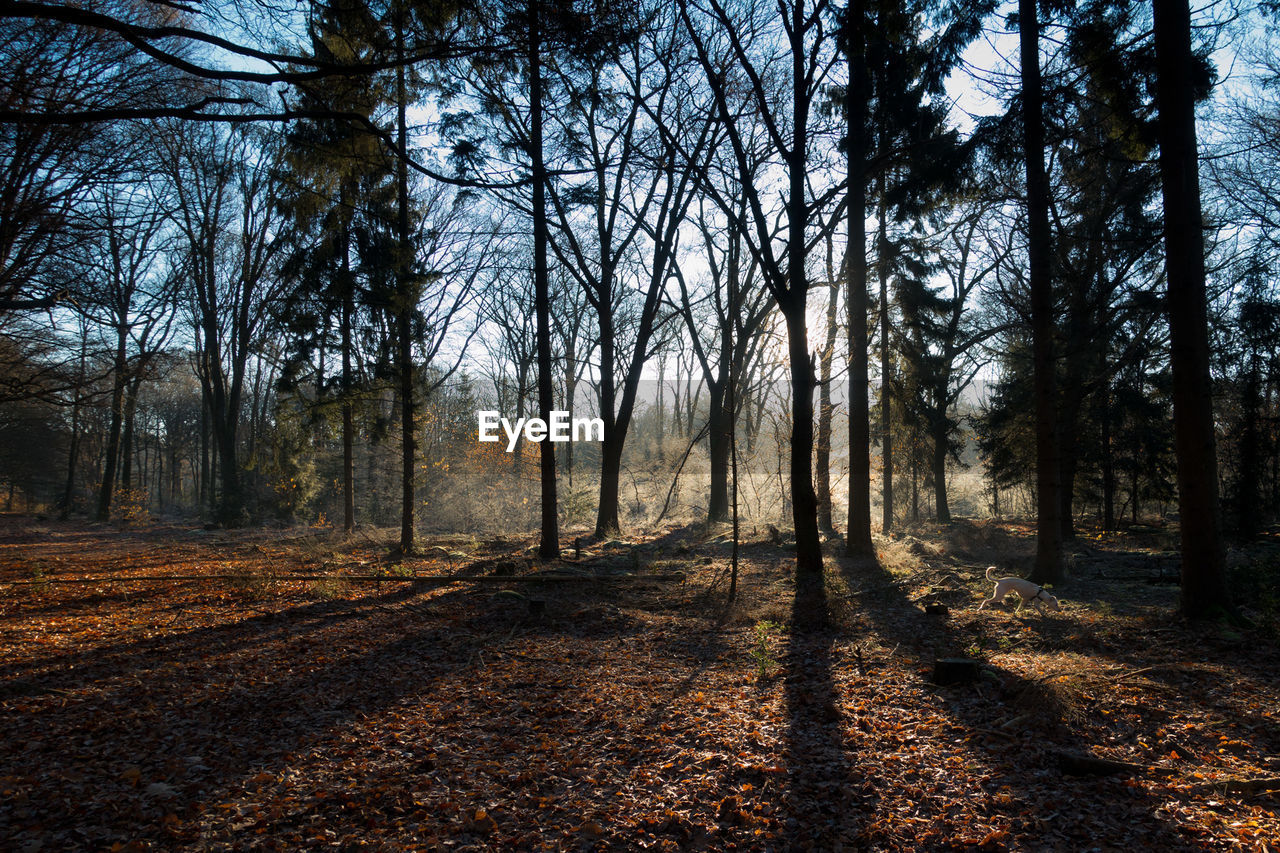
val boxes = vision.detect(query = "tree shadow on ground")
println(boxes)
[0,562,749,850]
[836,552,1195,848]
[777,580,874,848]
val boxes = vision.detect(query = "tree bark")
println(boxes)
[96,331,128,522]
[60,333,87,519]
[877,179,893,535]
[845,0,874,557]
[1151,0,1229,617]
[530,0,560,557]
[396,19,416,555]
[595,307,620,536]
[932,416,950,524]
[788,0,821,584]
[342,233,355,535]
[1019,0,1064,585]
[816,279,838,532]
[707,375,730,523]
[121,374,142,493]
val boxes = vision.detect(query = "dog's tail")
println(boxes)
[985,566,998,581]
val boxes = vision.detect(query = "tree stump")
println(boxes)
[933,658,980,685]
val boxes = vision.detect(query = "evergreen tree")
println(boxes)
[277,0,396,535]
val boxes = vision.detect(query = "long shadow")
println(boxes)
[0,582,429,688]
[1,566,750,850]
[777,579,873,849]
[838,554,1193,848]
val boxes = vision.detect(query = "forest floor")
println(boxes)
[1,514,1278,851]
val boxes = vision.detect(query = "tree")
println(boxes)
[277,0,394,535]
[1017,0,1064,585]
[672,192,773,524]
[844,0,874,555]
[842,0,989,545]
[680,0,841,583]
[540,8,712,537]
[450,0,641,555]
[1151,0,1229,618]
[899,194,1006,523]
[77,182,174,521]
[0,1,181,315]
[160,120,285,526]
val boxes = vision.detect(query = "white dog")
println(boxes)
[979,566,1061,614]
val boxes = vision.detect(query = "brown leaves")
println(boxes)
[2,520,1279,850]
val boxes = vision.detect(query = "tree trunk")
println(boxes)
[341,223,355,535]
[96,334,128,522]
[564,338,576,486]
[530,0,560,557]
[707,376,730,523]
[1151,0,1229,617]
[121,375,142,493]
[214,416,242,527]
[1102,374,1116,530]
[1238,353,1259,538]
[877,185,893,535]
[782,295,823,582]
[1019,0,1064,585]
[816,280,838,532]
[787,0,822,585]
[60,333,88,519]
[656,355,666,464]
[595,307,620,536]
[845,0,874,557]
[1058,410,1078,540]
[932,416,950,524]
[199,385,210,512]
[395,18,416,555]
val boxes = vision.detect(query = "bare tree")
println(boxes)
[159,121,285,526]
[679,0,842,583]
[76,182,174,520]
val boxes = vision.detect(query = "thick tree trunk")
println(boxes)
[1151,0,1229,618]
[595,310,619,536]
[214,418,242,526]
[1019,0,1064,585]
[783,296,823,581]
[787,0,822,585]
[932,417,950,524]
[530,0,560,558]
[121,376,141,493]
[845,0,874,557]
[707,377,730,523]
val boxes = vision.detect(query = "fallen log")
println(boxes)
[1189,777,1280,797]
[1055,750,1177,778]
